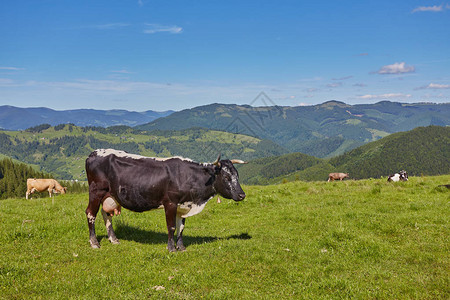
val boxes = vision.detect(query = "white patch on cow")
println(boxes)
[389,174,401,182]
[177,197,212,218]
[94,148,193,162]
[176,215,185,239]
[87,212,96,224]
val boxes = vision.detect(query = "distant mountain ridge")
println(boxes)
[137,101,450,157]
[0,105,174,130]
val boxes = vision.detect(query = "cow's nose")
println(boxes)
[238,193,246,201]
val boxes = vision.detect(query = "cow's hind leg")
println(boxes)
[164,201,178,252]
[85,181,107,248]
[101,208,120,245]
[176,215,186,251]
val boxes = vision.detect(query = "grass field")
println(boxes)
[1,176,449,299]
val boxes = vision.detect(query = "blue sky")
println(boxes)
[1,0,449,111]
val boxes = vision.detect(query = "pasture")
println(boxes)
[1,176,449,299]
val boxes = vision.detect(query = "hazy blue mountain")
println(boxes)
[0,105,174,130]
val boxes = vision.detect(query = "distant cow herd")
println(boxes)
[22,148,413,251]
[327,170,408,182]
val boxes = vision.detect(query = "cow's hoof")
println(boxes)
[90,241,100,249]
[110,238,120,245]
[176,245,186,252]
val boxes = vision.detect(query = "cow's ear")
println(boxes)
[204,167,216,186]
[214,165,221,175]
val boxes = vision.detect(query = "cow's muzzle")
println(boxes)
[237,193,246,201]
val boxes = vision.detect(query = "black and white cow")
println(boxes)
[85,149,246,252]
[387,170,408,182]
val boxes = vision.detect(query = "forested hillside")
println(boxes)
[137,101,450,157]
[329,126,450,179]
[237,153,332,184]
[0,124,287,180]
[0,158,48,199]
[237,126,450,184]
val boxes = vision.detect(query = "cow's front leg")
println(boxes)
[176,216,186,251]
[86,210,99,248]
[101,208,120,245]
[164,202,178,252]
[86,182,105,248]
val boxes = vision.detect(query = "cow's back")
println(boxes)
[27,178,51,191]
[86,151,173,211]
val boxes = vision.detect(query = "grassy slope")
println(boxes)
[1,176,448,299]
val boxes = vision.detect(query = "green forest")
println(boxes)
[237,126,450,184]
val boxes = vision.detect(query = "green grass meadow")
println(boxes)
[1,176,449,299]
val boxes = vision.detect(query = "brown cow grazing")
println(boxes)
[26,178,67,199]
[328,173,349,182]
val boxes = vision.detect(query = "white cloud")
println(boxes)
[415,83,450,90]
[374,62,415,74]
[353,83,367,87]
[111,70,133,74]
[0,66,25,71]
[90,23,131,30]
[0,78,16,86]
[412,4,448,13]
[143,24,183,34]
[357,93,412,100]
[332,76,353,81]
[327,82,343,88]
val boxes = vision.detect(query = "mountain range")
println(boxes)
[137,101,450,157]
[1,101,449,158]
[0,105,174,130]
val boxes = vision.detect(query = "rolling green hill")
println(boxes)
[237,126,450,184]
[136,101,450,158]
[0,124,287,180]
[329,125,450,179]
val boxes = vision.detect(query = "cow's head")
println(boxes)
[212,155,246,201]
[53,187,67,194]
[399,170,408,181]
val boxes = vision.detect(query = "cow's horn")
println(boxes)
[230,159,247,164]
[213,154,221,166]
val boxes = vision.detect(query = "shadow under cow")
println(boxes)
[110,223,251,248]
